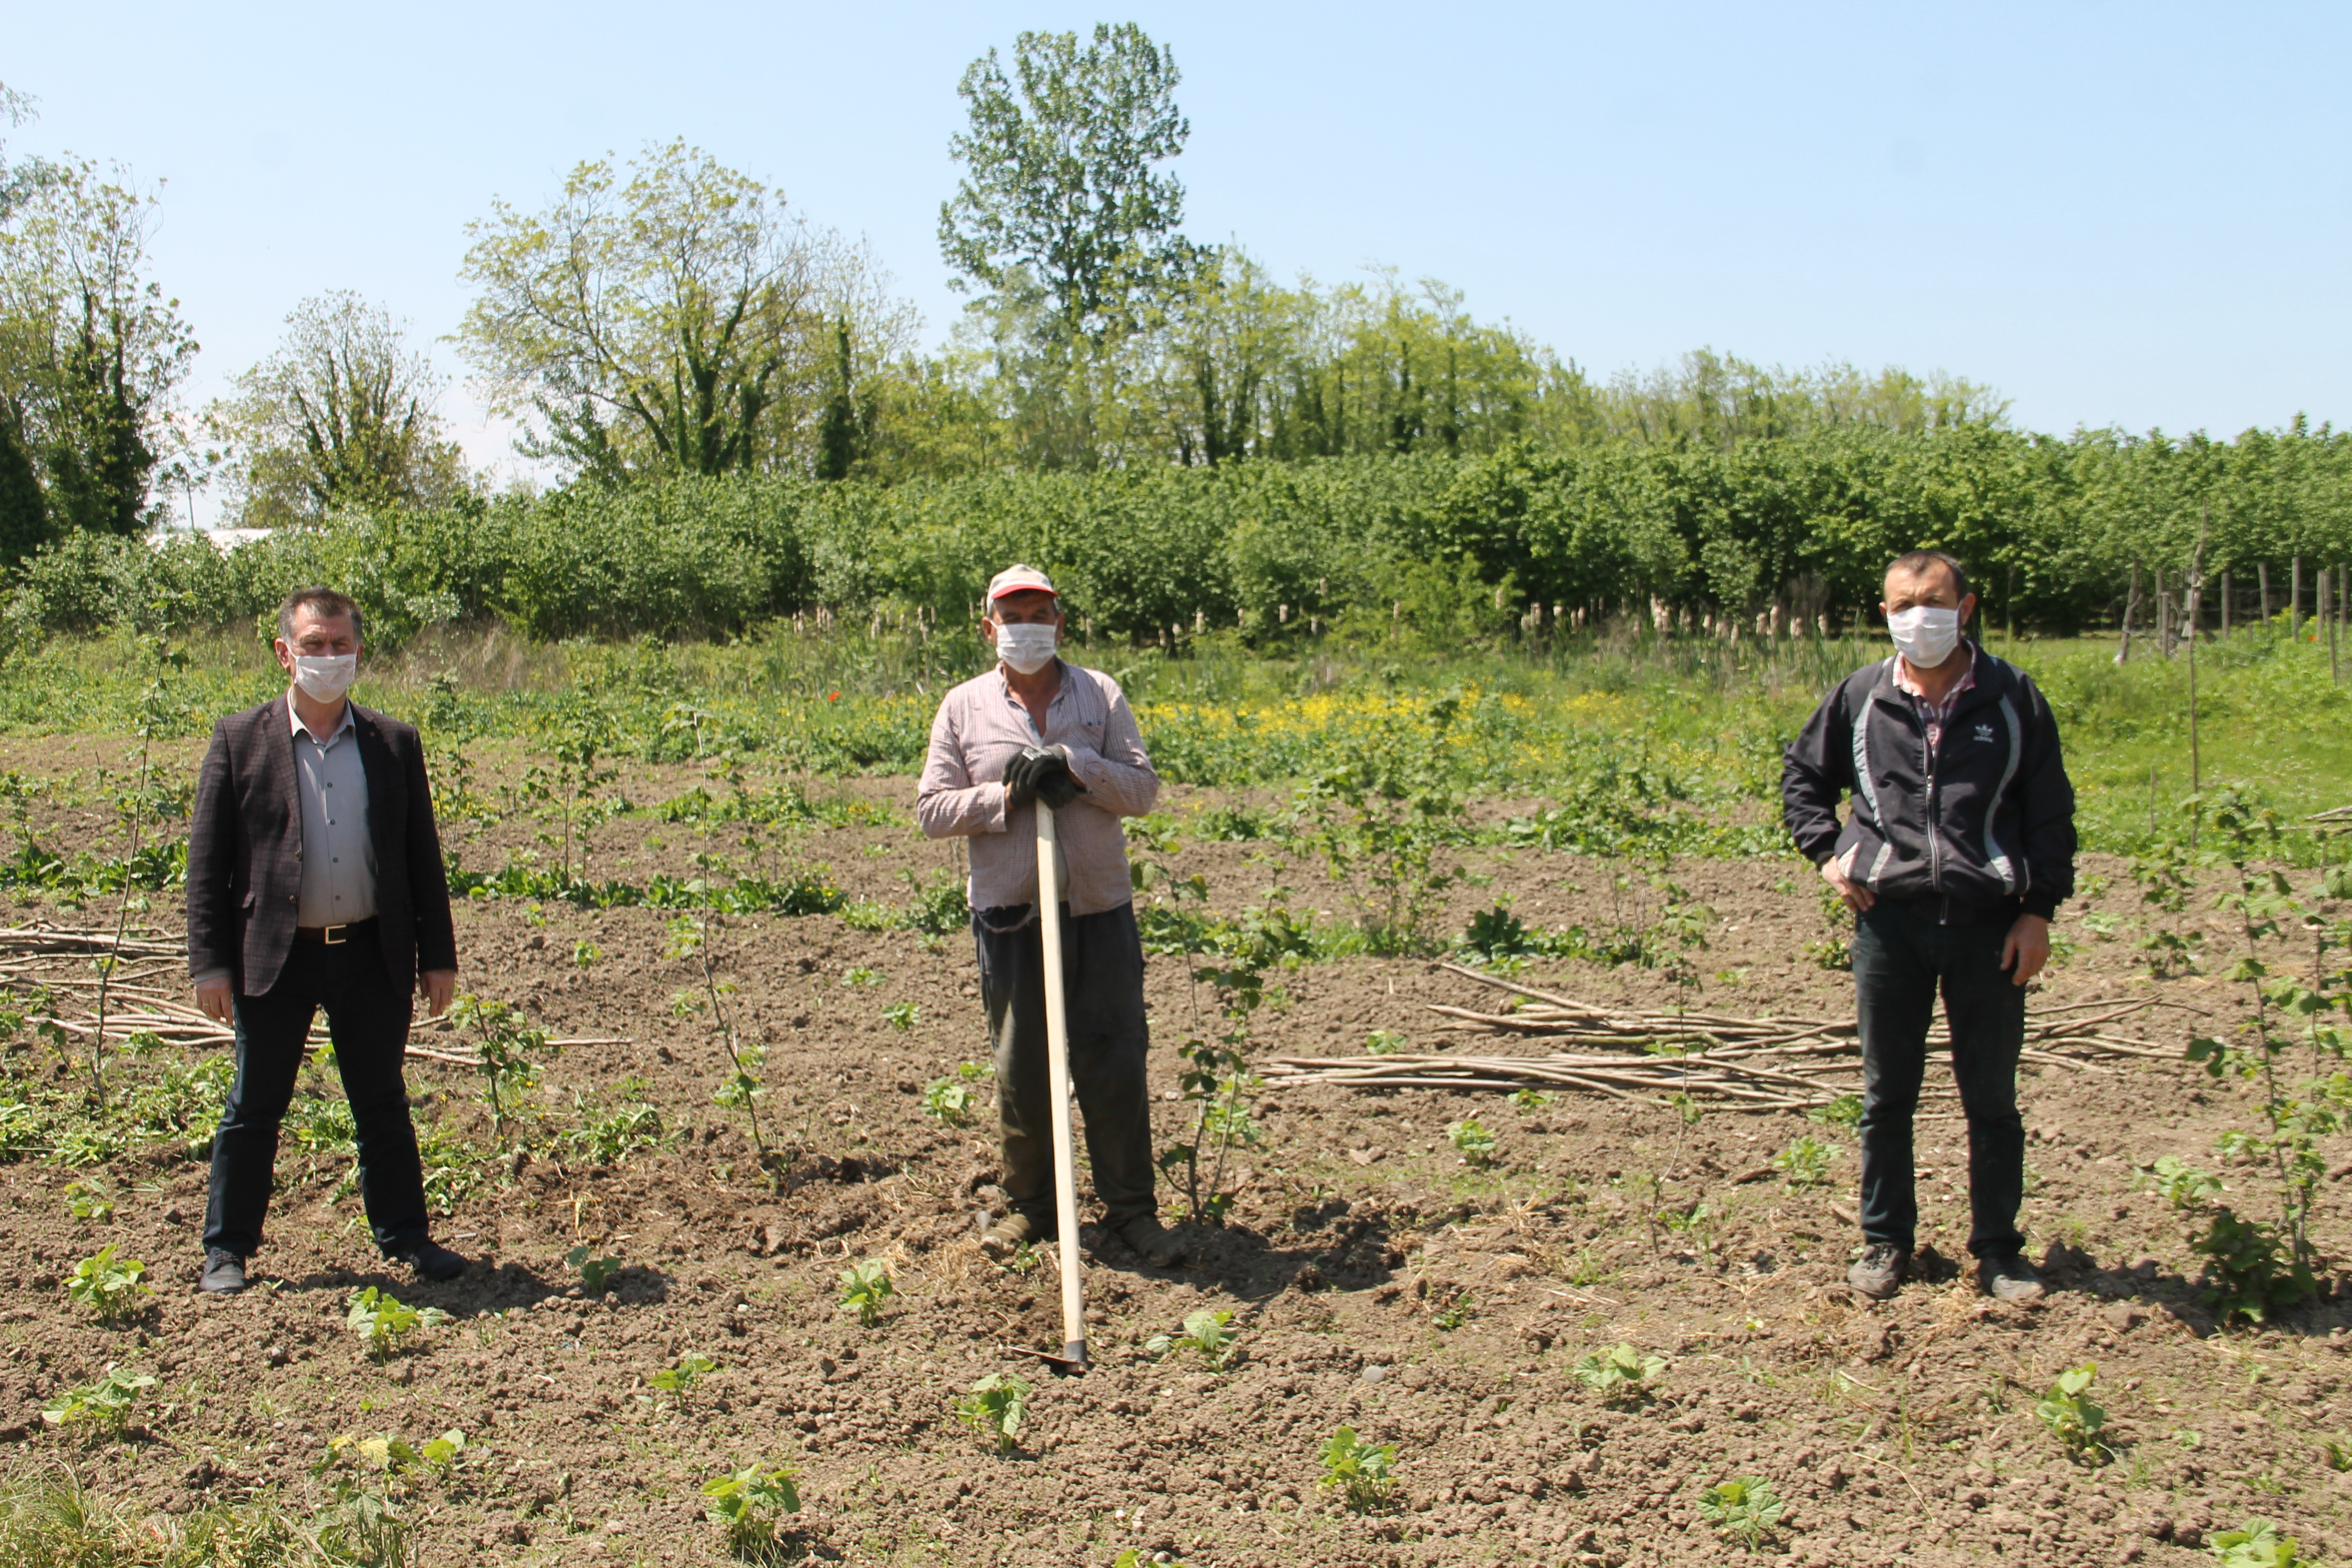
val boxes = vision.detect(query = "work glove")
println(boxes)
[1004,745,1086,812]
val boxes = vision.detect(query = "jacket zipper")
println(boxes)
[1921,712,1943,905]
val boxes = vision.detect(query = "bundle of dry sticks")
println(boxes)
[0,924,621,1067]
[1261,962,2185,1112]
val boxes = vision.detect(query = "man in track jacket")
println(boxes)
[1782,550,2076,1304]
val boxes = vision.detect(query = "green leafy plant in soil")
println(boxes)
[703,1462,802,1559]
[921,1075,975,1126]
[42,1365,157,1441]
[651,1352,717,1402]
[345,1287,450,1362]
[954,1373,1031,1456]
[1161,937,1271,1226]
[66,1245,150,1324]
[1772,1135,1836,1189]
[1697,1476,1787,1552]
[1146,1309,1238,1369]
[2180,791,2349,1322]
[2035,1363,2109,1463]
[1574,1343,1667,1406]
[2212,1517,2311,1567]
[565,1245,622,1295]
[448,994,560,1146]
[837,1259,895,1327]
[1446,1118,1499,1167]
[1316,1425,1398,1510]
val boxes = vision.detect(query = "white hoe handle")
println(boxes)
[1035,802,1087,1369]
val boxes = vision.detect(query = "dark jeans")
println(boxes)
[204,935,428,1258]
[1853,899,2028,1259]
[972,900,1157,1232]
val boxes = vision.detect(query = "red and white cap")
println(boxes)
[986,563,1059,604]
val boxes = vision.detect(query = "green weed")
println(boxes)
[1316,1425,1398,1510]
[42,1365,157,1441]
[837,1259,894,1327]
[66,1246,150,1325]
[565,1245,622,1295]
[345,1287,449,1362]
[703,1462,802,1559]
[2035,1363,2109,1462]
[1697,1476,1786,1551]
[954,1372,1030,1455]
[2212,1518,2309,1567]
[1446,1118,1499,1166]
[1146,1309,1238,1369]
[1573,1343,1667,1406]
[1772,1135,1835,1189]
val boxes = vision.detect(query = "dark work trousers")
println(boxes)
[203,934,427,1258]
[1853,898,2029,1259]
[972,900,1157,1233]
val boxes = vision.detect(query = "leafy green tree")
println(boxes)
[206,291,471,525]
[0,156,195,550]
[939,24,1194,344]
[458,140,910,483]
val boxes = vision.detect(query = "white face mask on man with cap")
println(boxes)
[983,563,1065,680]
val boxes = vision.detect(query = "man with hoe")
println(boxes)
[187,587,466,1294]
[1783,550,2076,1304]
[917,564,1185,1267]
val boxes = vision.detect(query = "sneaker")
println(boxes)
[1978,1250,2047,1304]
[1115,1213,1187,1267]
[1847,1242,1910,1300]
[198,1248,246,1295]
[981,1211,1047,1260]
[392,1239,467,1282]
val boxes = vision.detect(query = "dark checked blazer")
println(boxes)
[186,699,456,998]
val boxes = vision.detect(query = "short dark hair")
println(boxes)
[1887,549,1970,601]
[277,587,363,642]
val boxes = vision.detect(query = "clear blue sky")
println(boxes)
[8,1,2346,505]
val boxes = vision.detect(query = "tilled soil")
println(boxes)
[0,740,2346,1567]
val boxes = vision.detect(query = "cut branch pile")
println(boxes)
[1261,962,2186,1112]
[0,924,625,1068]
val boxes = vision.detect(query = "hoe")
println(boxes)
[1005,798,1088,1377]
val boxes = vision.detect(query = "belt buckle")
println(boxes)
[322,924,346,946]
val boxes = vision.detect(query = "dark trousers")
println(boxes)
[1853,899,2028,1259]
[973,900,1157,1232]
[203,936,427,1257]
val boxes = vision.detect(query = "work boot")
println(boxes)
[1847,1242,1909,1300]
[391,1239,468,1282]
[981,1211,1047,1260]
[1978,1250,2047,1304]
[198,1248,246,1295]
[1116,1214,1187,1268]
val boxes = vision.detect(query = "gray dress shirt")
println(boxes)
[290,694,378,928]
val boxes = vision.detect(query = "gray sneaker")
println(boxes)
[1847,1242,1910,1300]
[1978,1250,2047,1303]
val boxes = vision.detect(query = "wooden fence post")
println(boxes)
[2220,569,2231,639]
[2187,509,2207,799]
[2116,562,2140,665]
[2259,562,2273,629]
[2292,556,2304,641]
[2126,564,2145,663]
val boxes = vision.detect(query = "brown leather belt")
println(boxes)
[295,918,378,945]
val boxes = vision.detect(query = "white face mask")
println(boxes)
[1886,606,1962,669]
[995,622,1058,676]
[291,654,358,703]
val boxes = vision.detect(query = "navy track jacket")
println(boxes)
[1781,644,2076,922]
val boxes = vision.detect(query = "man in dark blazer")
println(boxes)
[187,586,464,1294]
